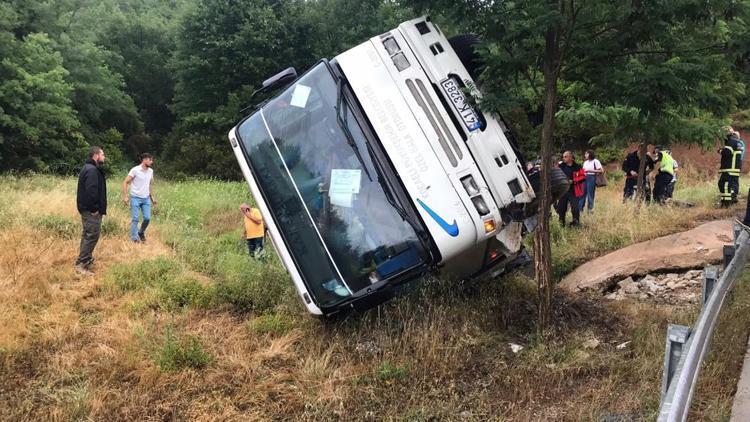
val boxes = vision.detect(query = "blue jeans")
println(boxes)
[130,195,151,240]
[581,175,597,211]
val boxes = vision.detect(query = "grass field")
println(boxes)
[0,171,748,421]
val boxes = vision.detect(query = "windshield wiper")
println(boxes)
[333,73,432,255]
[335,77,372,182]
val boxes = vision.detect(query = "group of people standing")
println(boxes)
[621,146,678,204]
[555,150,604,227]
[554,145,681,226]
[74,147,156,275]
[73,146,265,276]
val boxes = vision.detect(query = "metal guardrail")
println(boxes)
[658,224,750,421]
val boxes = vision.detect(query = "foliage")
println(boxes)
[106,257,181,292]
[2,0,750,176]
[158,277,214,311]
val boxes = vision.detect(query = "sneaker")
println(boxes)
[138,232,146,242]
[74,264,94,276]
[131,238,141,243]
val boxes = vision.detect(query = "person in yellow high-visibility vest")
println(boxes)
[719,127,743,207]
[653,146,675,204]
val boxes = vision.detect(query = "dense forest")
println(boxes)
[1,0,749,178]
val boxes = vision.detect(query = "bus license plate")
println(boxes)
[440,78,481,132]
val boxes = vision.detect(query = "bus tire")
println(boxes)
[448,34,484,82]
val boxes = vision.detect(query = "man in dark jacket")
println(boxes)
[622,148,654,202]
[75,146,107,275]
[719,127,743,207]
[556,151,584,227]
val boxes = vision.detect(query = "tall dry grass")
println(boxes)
[0,173,748,421]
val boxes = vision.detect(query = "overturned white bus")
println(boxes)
[228,17,562,316]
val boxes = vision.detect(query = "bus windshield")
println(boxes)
[237,62,429,304]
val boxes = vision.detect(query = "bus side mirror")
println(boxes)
[261,67,297,93]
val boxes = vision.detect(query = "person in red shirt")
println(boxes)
[556,151,585,227]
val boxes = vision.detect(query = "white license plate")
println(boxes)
[440,78,482,132]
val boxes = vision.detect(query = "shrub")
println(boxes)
[158,278,214,311]
[154,328,212,371]
[106,257,181,292]
[214,254,289,313]
[247,314,295,336]
[35,215,77,239]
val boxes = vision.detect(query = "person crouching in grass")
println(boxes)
[241,203,264,257]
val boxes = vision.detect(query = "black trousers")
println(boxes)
[556,190,580,225]
[654,172,673,204]
[247,237,264,255]
[75,212,102,267]
[624,178,651,202]
[719,173,738,205]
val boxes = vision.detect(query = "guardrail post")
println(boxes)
[661,324,691,403]
[702,266,719,307]
[724,245,736,267]
[734,223,742,248]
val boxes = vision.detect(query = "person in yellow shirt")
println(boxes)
[240,203,264,256]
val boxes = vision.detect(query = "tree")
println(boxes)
[411,0,746,334]
[0,5,86,173]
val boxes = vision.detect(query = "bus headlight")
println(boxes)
[460,175,480,196]
[472,196,490,216]
[483,219,496,233]
[383,37,401,55]
[392,52,410,71]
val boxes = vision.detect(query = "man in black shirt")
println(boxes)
[621,148,654,202]
[75,146,107,276]
[556,151,583,227]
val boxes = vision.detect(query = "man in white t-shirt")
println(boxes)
[122,153,157,242]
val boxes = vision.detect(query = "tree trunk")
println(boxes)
[636,142,648,203]
[534,22,561,338]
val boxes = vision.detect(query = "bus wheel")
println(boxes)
[448,34,484,82]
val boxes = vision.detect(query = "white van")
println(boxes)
[228,17,556,316]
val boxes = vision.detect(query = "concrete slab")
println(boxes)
[559,220,733,292]
[731,336,750,421]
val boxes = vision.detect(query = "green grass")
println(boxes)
[106,257,181,292]
[247,313,295,336]
[153,327,212,372]
[376,361,411,382]
[158,277,214,311]
[35,215,78,240]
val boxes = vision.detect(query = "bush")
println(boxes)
[106,257,181,292]
[35,215,77,239]
[154,327,212,371]
[158,277,214,311]
[248,314,295,336]
[214,254,289,313]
